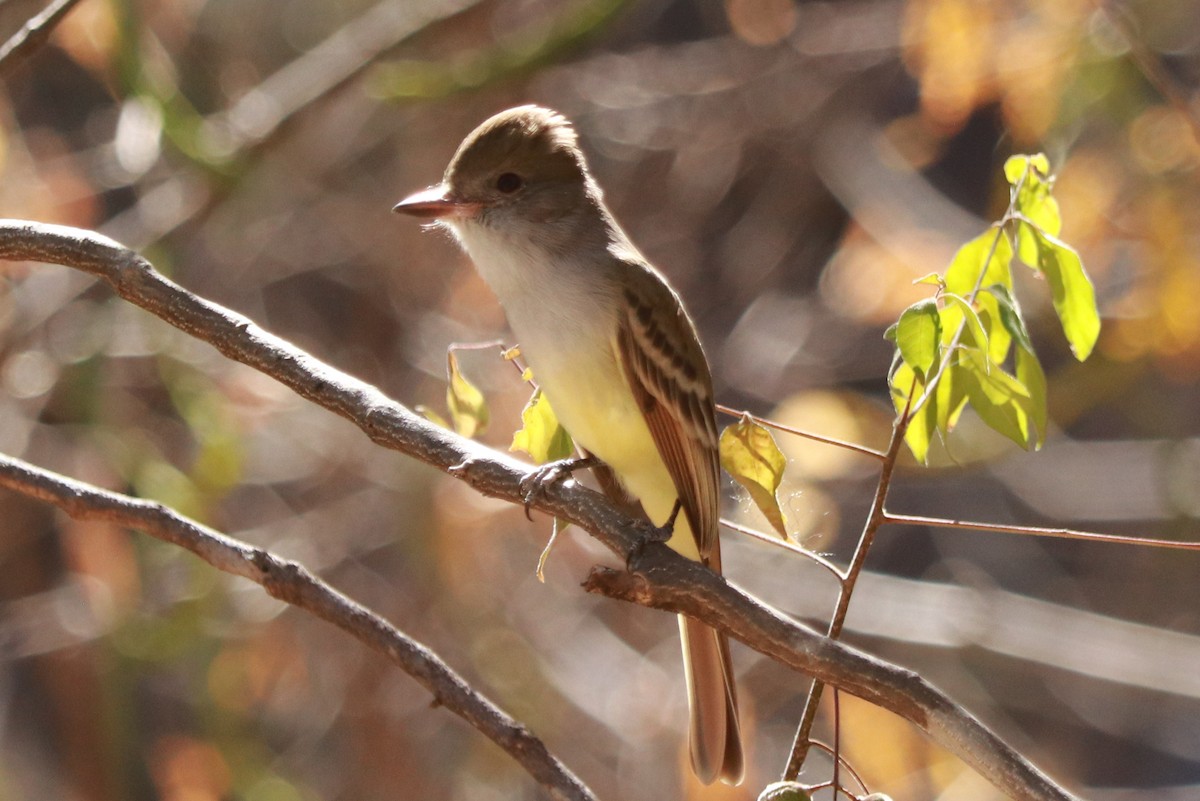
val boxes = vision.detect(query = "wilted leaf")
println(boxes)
[720,415,788,538]
[510,388,574,464]
[896,299,942,378]
[446,351,489,437]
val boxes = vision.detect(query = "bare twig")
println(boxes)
[0,219,1082,801]
[0,0,86,77]
[0,452,597,801]
[883,512,1200,551]
[783,388,913,779]
[716,403,887,461]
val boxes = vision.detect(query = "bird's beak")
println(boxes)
[392,184,481,219]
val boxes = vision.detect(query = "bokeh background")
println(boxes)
[2,0,1199,799]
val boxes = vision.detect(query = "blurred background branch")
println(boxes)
[0,449,599,801]
[0,0,84,77]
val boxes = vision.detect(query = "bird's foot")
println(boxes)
[519,455,597,520]
[626,499,681,568]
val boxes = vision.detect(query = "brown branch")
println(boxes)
[0,219,1082,801]
[884,512,1200,551]
[0,0,86,77]
[584,561,1076,801]
[0,452,597,801]
[716,403,887,460]
[783,389,913,779]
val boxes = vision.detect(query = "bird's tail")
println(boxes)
[679,614,744,785]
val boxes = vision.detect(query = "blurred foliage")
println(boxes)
[2,0,1200,800]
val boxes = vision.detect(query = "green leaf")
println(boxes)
[1006,153,1061,264]
[913,272,945,288]
[946,230,1013,296]
[1016,343,1048,448]
[1027,226,1101,361]
[896,299,942,378]
[446,351,489,437]
[890,360,935,463]
[963,348,1036,449]
[510,388,574,464]
[1004,153,1050,185]
[719,415,788,538]
[984,284,1035,353]
[941,293,990,358]
[974,289,1013,365]
[936,357,970,434]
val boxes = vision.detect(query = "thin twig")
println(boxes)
[0,0,86,77]
[0,452,597,801]
[0,219,1083,801]
[784,384,914,780]
[720,516,845,582]
[716,403,887,460]
[884,512,1200,551]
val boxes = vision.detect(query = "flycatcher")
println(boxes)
[394,105,743,785]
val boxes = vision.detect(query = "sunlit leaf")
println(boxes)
[945,230,1013,296]
[963,348,1035,449]
[985,284,1035,353]
[890,361,935,463]
[446,351,489,438]
[896,299,941,378]
[942,293,989,360]
[510,388,574,464]
[416,404,450,429]
[1004,153,1050,185]
[1016,343,1048,448]
[975,289,1013,365]
[1027,225,1101,361]
[719,415,788,538]
[935,357,969,434]
[913,272,945,287]
[1007,153,1062,263]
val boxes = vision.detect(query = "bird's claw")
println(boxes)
[625,508,678,569]
[519,455,596,520]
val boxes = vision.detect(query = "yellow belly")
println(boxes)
[531,339,701,562]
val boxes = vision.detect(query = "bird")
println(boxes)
[393,105,743,785]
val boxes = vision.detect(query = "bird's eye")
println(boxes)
[495,172,523,194]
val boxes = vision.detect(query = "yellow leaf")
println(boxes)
[510,389,573,464]
[446,352,488,438]
[719,415,788,538]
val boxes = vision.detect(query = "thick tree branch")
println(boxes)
[0,453,597,801]
[0,219,1080,801]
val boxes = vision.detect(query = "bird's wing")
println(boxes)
[614,260,721,562]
